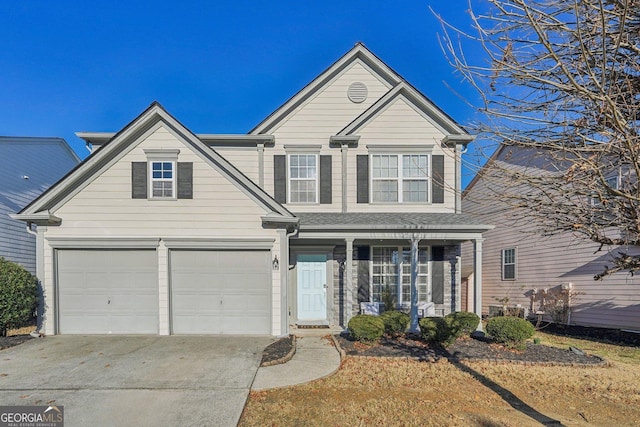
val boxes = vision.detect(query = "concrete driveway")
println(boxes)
[0,335,274,427]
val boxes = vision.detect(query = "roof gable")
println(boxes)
[337,82,471,139]
[250,43,403,135]
[18,102,294,221]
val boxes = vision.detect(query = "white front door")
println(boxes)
[297,254,327,321]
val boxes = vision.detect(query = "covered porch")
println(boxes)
[286,213,491,332]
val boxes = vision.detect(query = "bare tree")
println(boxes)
[436,0,640,279]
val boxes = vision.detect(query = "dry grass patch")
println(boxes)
[240,336,640,426]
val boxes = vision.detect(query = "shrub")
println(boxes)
[0,257,38,336]
[380,311,410,337]
[348,314,385,342]
[419,317,451,345]
[445,311,480,339]
[486,316,535,349]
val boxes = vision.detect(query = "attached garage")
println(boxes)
[170,249,271,334]
[56,249,158,334]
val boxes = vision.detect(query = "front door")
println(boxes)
[297,254,327,321]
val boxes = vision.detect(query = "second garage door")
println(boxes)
[170,250,271,334]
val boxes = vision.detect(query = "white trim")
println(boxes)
[162,238,275,250]
[287,153,319,204]
[47,237,160,249]
[366,144,434,153]
[283,144,322,153]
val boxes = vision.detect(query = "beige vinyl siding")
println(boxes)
[47,126,272,238]
[347,98,456,213]
[263,62,392,210]
[270,61,393,139]
[462,161,640,331]
[214,148,259,183]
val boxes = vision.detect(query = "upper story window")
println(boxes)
[151,161,175,198]
[288,154,318,203]
[501,248,517,281]
[371,154,429,203]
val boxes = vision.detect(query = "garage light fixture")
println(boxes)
[272,255,279,271]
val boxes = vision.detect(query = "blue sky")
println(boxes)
[0,1,487,187]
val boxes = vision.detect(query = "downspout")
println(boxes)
[25,222,37,237]
[280,226,298,337]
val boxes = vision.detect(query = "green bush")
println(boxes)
[0,257,38,336]
[445,311,480,339]
[348,314,385,342]
[380,311,410,337]
[486,316,535,349]
[419,317,451,345]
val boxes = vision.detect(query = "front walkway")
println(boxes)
[251,330,342,390]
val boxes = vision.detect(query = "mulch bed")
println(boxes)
[0,335,34,351]
[261,335,296,366]
[334,333,607,366]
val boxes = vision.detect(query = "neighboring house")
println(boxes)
[14,43,491,336]
[0,137,80,275]
[462,145,640,331]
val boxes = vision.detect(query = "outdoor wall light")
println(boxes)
[272,255,279,271]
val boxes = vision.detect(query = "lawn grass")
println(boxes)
[240,333,640,427]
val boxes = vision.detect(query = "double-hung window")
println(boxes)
[289,154,318,203]
[151,161,175,198]
[371,154,429,203]
[501,248,517,281]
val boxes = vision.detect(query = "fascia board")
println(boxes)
[10,211,61,226]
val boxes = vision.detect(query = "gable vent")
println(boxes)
[347,82,368,103]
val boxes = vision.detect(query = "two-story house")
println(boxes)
[14,43,491,336]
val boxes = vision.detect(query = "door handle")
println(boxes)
[323,284,328,289]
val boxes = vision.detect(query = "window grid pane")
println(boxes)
[289,154,317,203]
[372,154,429,203]
[150,161,174,198]
[502,248,516,280]
[371,247,429,305]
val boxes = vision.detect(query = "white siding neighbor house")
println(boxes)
[14,43,491,336]
[462,145,640,331]
[0,137,79,274]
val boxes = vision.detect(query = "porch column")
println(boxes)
[409,237,420,333]
[345,238,354,324]
[473,238,484,331]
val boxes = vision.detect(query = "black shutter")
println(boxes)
[131,162,147,199]
[319,155,332,204]
[274,155,287,203]
[356,155,369,203]
[432,155,444,204]
[177,162,193,199]
[432,246,445,304]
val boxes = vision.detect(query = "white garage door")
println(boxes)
[170,250,271,334]
[57,250,158,334]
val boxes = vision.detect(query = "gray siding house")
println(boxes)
[462,145,640,331]
[15,43,491,336]
[0,137,79,274]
